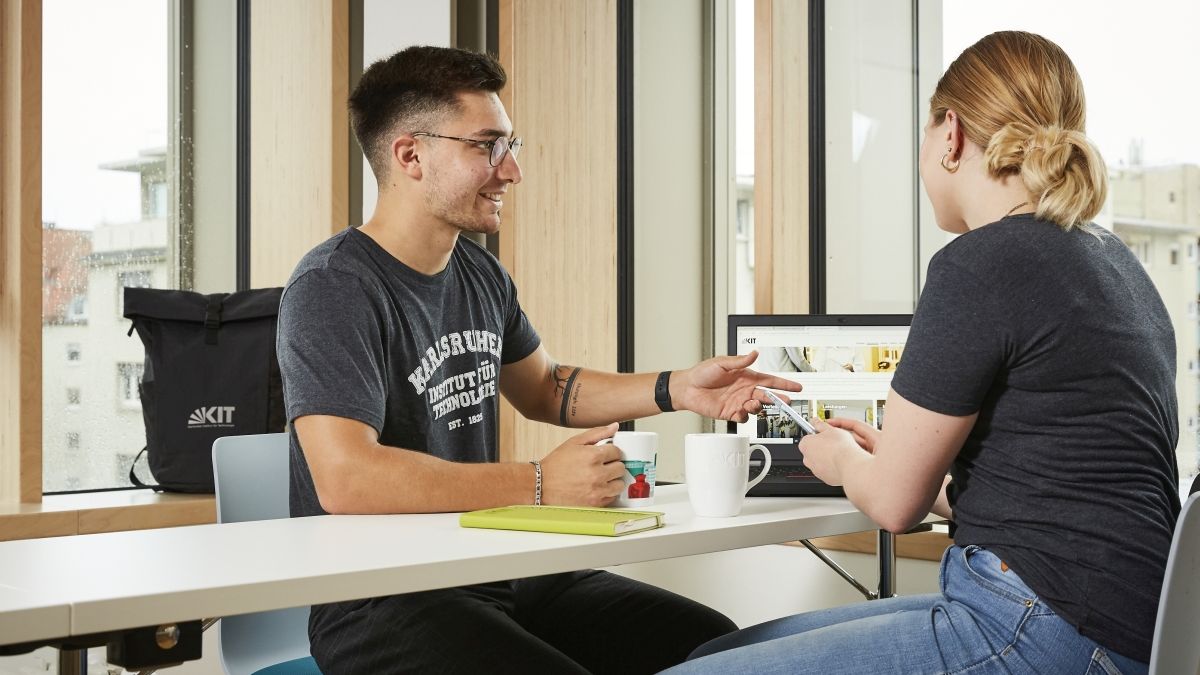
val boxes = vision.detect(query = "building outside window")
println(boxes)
[114,452,139,485]
[117,269,154,316]
[64,295,87,323]
[117,363,145,408]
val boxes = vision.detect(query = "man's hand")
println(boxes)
[672,351,804,423]
[540,423,626,507]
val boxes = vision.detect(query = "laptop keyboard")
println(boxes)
[763,465,815,480]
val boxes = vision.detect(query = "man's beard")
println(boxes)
[423,171,500,235]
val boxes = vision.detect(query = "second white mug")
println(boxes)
[684,434,771,517]
[597,431,658,508]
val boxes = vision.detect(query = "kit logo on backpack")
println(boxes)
[188,406,236,428]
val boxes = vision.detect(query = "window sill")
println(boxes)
[0,490,215,542]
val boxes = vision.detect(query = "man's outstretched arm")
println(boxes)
[499,345,803,428]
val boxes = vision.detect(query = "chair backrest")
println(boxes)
[213,433,318,675]
[1150,492,1200,675]
[214,433,293,524]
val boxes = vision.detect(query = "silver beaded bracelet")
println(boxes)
[529,460,542,506]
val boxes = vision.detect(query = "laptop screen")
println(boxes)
[726,315,911,445]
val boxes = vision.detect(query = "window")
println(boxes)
[117,269,154,315]
[151,181,169,218]
[40,0,197,493]
[731,0,756,315]
[117,363,145,408]
[822,0,926,314]
[65,294,87,323]
[115,452,138,486]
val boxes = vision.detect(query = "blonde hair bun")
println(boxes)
[985,122,1107,228]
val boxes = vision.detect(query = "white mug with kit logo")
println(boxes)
[684,434,771,517]
[597,431,658,508]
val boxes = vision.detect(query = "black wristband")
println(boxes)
[654,371,674,413]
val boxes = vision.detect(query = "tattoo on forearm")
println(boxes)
[569,381,583,423]
[549,362,568,397]
[557,367,583,426]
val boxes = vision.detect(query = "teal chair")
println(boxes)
[213,433,322,675]
[1149,489,1200,675]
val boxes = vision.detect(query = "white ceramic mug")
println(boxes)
[597,431,658,507]
[684,434,771,517]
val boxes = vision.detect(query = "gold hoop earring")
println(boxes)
[940,153,960,174]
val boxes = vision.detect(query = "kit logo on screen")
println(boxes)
[187,406,235,428]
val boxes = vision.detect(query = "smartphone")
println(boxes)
[757,386,817,435]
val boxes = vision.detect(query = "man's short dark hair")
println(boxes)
[349,45,507,180]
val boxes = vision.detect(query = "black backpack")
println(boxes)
[123,287,286,493]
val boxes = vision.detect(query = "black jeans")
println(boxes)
[308,570,737,674]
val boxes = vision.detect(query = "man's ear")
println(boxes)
[392,135,423,180]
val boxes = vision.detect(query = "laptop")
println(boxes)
[726,314,912,497]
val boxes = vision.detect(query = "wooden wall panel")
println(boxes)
[755,0,808,313]
[0,0,43,504]
[497,0,618,463]
[250,0,350,288]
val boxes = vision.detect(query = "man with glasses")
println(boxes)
[278,45,796,674]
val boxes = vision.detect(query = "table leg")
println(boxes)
[58,647,87,675]
[877,529,897,599]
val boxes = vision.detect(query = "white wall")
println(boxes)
[359,0,452,222]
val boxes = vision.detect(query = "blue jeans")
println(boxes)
[661,545,1148,675]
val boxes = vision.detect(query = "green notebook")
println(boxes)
[459,505,665,537]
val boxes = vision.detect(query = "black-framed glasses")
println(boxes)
[412,132,523,167]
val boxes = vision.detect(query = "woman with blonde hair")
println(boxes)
[665,31,1179,674]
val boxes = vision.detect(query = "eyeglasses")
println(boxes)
[411,132,523,167]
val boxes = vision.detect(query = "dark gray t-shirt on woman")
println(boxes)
[277,227,541,519]
[891,214,1181,662]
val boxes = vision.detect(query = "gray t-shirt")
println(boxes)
[278,227,541,519]
[892,214,1180,662]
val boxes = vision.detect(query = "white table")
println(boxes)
[0,486,887,669]
[0,584,70,647]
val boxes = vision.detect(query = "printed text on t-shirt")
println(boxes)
[406,330,503,423]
